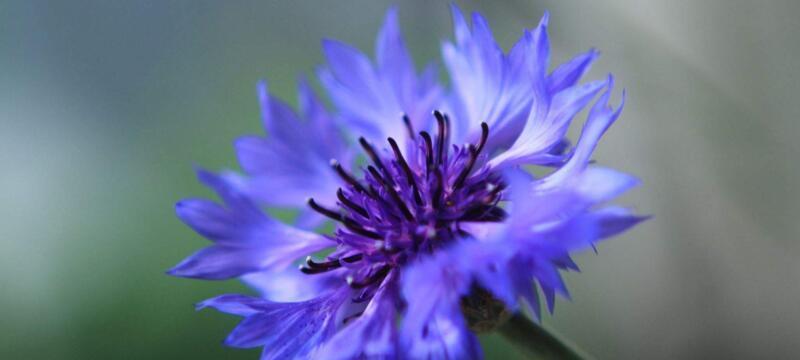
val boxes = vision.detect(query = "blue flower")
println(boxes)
[170,5,645,359]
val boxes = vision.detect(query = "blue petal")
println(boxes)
[401,253,482,360]
[548,49,599,93]
[241,266,340,302]
[168,245,274,280]
[314,283,398,359]
[480,163,643,316]
[591,206,650,239]
[319,9,441,146]
[376,6,414,97]
[168,170,333,279]
[530,11,550,79]
[322,40,380,100]
[228,81,348,210]
[443,7,544,150]
[198,290,348,358]
[488,78,608,169]
[195,294,270,316]
[574,166,640,204]
[509,256,542,320]
[540,76,625,187]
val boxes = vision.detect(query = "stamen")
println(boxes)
[342,217,382,239]
[477,122,489,155]
[402,114,415,139]
[432,168,444,209]
[444,113,452,151]
[308,198,381,239]
[304,117,507,296]
[337,188,368,218]
[304,256,342,270]
[300,254,363,275]
[359,137,392,183]
[340,254,364,263]
[331,159,370,195]
[307,198,343,222]
[486,182,505,203]
[299,265,335,274]
[343,311,365,323]
[368,166,414,221]
[452,145,478,190]
[419,131,434,172]
[348,265,391,289]
[460,204,507,222]
[434,111,448,166]
[387,137,423,205]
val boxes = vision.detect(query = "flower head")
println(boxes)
[170,5,645,359]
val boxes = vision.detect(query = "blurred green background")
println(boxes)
[3,0,799,359]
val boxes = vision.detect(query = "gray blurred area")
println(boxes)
[2,0,798,359]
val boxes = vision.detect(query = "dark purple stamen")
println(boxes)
[388,137,423,206]
[337,188,369,218]
[477,122,489,155]
[308,198,381,239]
[306,112,508,310]
[359,137,392,183]
[348,265,391,289]
[307,198,343,222]
[419,131,434,172]
[342,217,382,239]
[331,160,370,195]
[299,253,363,275]
[402,114,415,139]
[434,111,448,166]
[432,168,444,209]
[367,165,414,221]
[452,145,478,191]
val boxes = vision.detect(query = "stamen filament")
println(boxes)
[348,265,391,289]
[368,166,414,221]
[434,111,448,166]
[331,159,370,195]
[452,145,478,191]
[388,137,423,206]
[420,131,434,172]
[337,188,369,218]
[402,114,415,139]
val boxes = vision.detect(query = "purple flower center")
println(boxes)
[302,111,506,301]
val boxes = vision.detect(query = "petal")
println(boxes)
[314,282,399,359]
[508,256,542,320]
[401,253,482,360]
[482,166,644,316]
[198,290,348,358]
[591,206,650,239]
[548,48,599,93]
[241,266,340,302]
[319,11,442,146]
[530,11,550,80]
[196,294,271,316]
[488,78,607,169]
[169,170,332,279]
[167,245,273,280]
[456,242,517,309]
[323,39,382,100]
[574,166,640,204]
[376,6,414,96]
[443,8,547,149]
[539,76,625,188]
[231,81,348,209]
[297,78,345,157]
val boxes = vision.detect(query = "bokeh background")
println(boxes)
[3,0,799,359]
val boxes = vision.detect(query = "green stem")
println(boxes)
[498,313,592,360]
